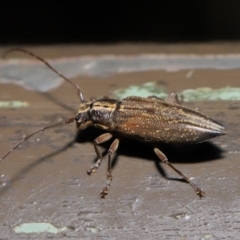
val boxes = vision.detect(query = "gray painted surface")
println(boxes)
[1,53,240,92]
[0,45,238,239]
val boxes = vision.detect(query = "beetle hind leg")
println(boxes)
[87,133,113,175]
[166,92,181,104]
[154,147,205,198]
[100,138,120,198]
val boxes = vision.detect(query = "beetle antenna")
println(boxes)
[0,117,75,163]
[2,48,85,103]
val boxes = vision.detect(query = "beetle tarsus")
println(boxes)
[87,163,99,175]
[100,172,112,198]
[197,189,205,198]
[100,188,108,198]
[191,184,205,198]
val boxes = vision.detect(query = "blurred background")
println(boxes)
[1,1,240,44]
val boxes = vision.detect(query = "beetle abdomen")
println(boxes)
[112,96,225,143]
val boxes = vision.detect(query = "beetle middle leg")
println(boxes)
[87,133,113,175]
[100,138,120,198]
[154,148,205,198]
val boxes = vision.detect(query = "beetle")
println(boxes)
[0,48,226,198]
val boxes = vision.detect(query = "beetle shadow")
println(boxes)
[76,127,225,182]
[0,140,76,197]
[0,126,225,197]
[40,92,76,114]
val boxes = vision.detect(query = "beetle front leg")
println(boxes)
[154,148,205,198]
[87,133,113,175]
[100,138,120,198]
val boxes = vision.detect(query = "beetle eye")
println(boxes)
[75,112,90,124]
[75,114,82,123]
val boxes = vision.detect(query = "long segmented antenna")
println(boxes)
[0,117,75,163]
[2,48,85,103]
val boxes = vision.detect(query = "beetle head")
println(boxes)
[75,102,93,130]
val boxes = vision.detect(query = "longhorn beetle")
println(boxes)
[0,48,226,198]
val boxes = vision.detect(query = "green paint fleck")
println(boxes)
[114,82,168,99]
[0,101,29,108]
[13,222,68,234]
[182,87,240,101]
[114,82,240,101]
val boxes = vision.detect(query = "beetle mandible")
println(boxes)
[0,48,226,198]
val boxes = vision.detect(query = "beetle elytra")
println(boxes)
[0,48,226,198]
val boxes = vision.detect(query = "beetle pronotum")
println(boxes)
[0,49,226,198]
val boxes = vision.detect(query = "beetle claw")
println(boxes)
[100,188,108,198]
[197,189,205,198]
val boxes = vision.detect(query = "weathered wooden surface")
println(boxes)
[0,44,238,239]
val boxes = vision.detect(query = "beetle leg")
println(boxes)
[154,148,205,198]
[100,138,120,198]
[87,133,113,175]
[166,92,181,104]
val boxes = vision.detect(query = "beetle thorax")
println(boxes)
[75,99,119,131]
